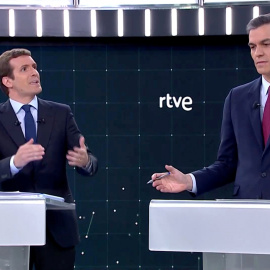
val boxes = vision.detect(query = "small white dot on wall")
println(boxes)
[114,209,116,212]
[82,216,86,219]
[85,235,88,238]
[116,261,119,264]
[73,102,75,105]
[122,187,125,191]
[73,69,75,72]
[128,233,131,236]
[81,251,84,255]
[138,167,140,169]
[92,211,95,215]
[138,101,140,104]
[106,102,108,104]
[135,222,138,225]
[236,67,238,70]
[171,69,172,71]
[171,134,173,136]
[79,216,82,219]
[138,69,140,71]
[106,69,108,71]
[137,213,139,217]
[203,134,205,136]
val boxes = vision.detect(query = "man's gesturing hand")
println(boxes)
[13,139,45,168]
[66,136,90,168]
[152,165,193,193]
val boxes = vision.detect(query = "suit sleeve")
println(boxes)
[0,157,12,182]
[65,106,98,177]
[192,89,237,196]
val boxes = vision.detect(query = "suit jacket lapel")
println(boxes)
[0,100,26,147]
[36,98,54,149]
[249,77,264,151]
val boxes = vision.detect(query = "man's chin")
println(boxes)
[36,87,42,94]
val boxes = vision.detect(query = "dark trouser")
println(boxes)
[29,231,76,270]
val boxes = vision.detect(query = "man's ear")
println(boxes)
[2,76,12,88]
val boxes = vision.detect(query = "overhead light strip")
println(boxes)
[36,9,42,37]
[226,7,232,35]
[171,8,177,36]
[91,10,97,37]
[198,8,204,36]
[118,9,124,37]
[145,9,151,37]
[253,6,259,18]
[63,9,70,37]
[9,9,15,37]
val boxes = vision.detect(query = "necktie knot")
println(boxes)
[22,104,31,113]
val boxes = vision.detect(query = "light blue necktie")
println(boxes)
[22,104,36,143]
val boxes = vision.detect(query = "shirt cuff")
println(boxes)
[188,173,197,194]
[10,155,21,176]
[82,157,92,172]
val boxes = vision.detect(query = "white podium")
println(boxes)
[149,200,270,270]
[0,192,75,270]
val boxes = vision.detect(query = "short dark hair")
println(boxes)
[246,13,270,34]
[0,48,31,96]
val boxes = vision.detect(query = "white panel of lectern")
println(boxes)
[149,199,270,254]
[0,192,75,270]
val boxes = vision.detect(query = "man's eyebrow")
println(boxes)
[248,38,270,46]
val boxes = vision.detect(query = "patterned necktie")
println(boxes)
[22,104,36,143]
[262,86,270,146]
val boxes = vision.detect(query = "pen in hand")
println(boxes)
[147,172,170,184]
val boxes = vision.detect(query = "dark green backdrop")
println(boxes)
[0,35,258,270]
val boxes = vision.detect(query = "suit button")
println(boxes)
[261,172,267,178]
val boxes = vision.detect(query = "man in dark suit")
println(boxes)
[151,14,270,199]
[0,48,98,270]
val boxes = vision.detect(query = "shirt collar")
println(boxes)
[262,76,270,96]
[9,96,38,114]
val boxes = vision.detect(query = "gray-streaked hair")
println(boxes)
[246,13,270,33]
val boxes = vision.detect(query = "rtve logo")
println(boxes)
[159,94,193,111]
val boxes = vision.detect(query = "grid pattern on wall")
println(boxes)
[0,35,258,270]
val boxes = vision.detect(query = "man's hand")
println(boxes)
[152,165,193,193]
[66,136,90,168]
[13,139,45,168]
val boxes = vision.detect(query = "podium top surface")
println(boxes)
[0,192,75,210]
[149,199,270,254]
[150,199,270,208]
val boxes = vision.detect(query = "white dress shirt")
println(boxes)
[9,96,38,174]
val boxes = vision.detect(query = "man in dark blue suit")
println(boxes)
[152,14,270,199]
[0,48,98,270]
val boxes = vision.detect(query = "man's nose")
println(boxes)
[31,68,39,76]
[254,46,263,56]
